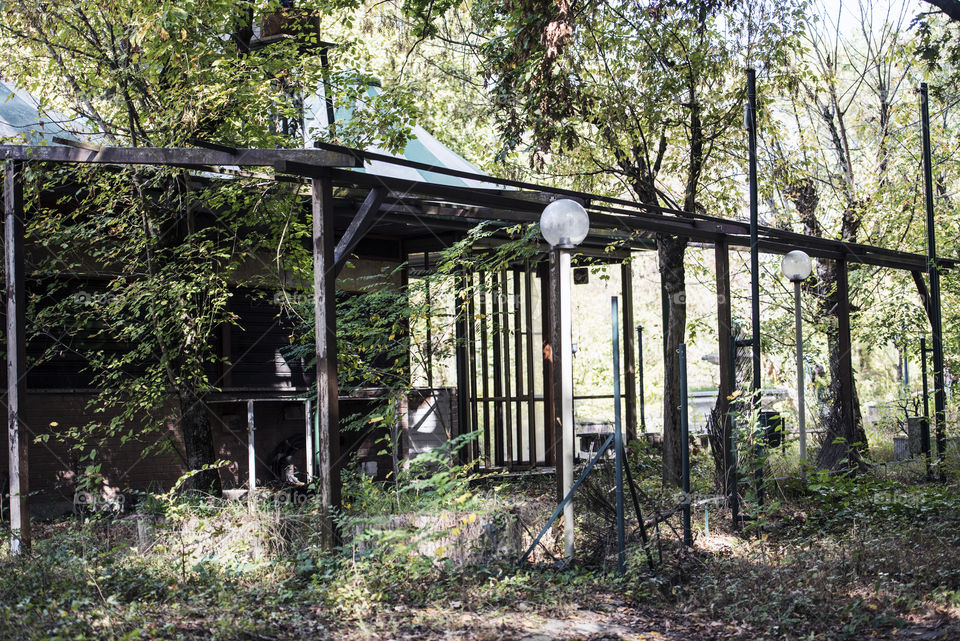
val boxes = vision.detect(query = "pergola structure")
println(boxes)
[3,121,956,552]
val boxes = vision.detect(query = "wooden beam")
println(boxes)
[0,144,360,168]
[333,187,387,276]
[912,270,932,321]
[621,258,637,441]
[5,159,29,554]
[312,173,341,548]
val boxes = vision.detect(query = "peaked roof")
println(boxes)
[311,82,496,189]
[0,79,85,144]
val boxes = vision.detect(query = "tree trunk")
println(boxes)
[178,390,221,494]
[659,233,687,487]
[814,260,868,469]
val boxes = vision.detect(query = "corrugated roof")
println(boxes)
[309,82,496,189]
[0,80,85,144]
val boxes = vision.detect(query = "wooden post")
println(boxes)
[621,258,637,441]
[500,270,514,466]
[491,272,505,466]
[513,269,524,465]
[715,239,734,495]
[467,271,479,469]
[312,174,340,548]
[304,398,314,481]
[5,159,29,554]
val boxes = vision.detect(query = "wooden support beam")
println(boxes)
[0,144,360,168]
[333,188,387,276]
[912,270,932,320]
[312,173,341,548]
[715,239,734,495]
[5,160,29,554]
[621,258,637,441]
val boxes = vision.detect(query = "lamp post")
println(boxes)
[781,250,812,474]
[540,198,589,561]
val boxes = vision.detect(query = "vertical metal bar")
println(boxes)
[637,325,646,431]
[491,271,504,466]
[922,337,931,420]
[455,268,470,465]
[468,271,479,468]
[513,269,524,464]
[559,250,575,559]
[747,68,762,401]
[524,262,537,465]
[794,281,807,471]
[247,400,256,508]
[542,259,560,471]
[312,174,340,548]
[304,399,314,481]
[921,83,947,480]
[479,272,492,467]
[501,269,514,466]
[612,297,626,574]
[729,333,739,530]
[5,159,29,554]
[424,252,433,390]
[679,343,692,546]
[621,261,637,441]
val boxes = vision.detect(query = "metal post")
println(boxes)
[793,280,807,474]
[247,400,256,509]
[746,68,761,402]
[921,337,932,479]
[455,268,470,465]
[424,252,433,390]
[920,83,947,480]
[621,261,637,441]
[304,398,314,481]
[5,159,29,554]
[679,344,692,547]
[637,325,646,432]
[559,249,575,560]
[611,297,626,574]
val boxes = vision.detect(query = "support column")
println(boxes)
[312,173,340,548]
[621,258,637,441]
[5,159,29,554]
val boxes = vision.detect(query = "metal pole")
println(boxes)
[747,68,761,401]
[560,249,575,560]
[637,325,646,432]
[247,400,256,509]
[921,337,932,480]
[794,281,807,474]
[920,83,947,480]
[612,297,626,574]
[304,398,314,481]
[5,159,29,554]
[679,343,692,547]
